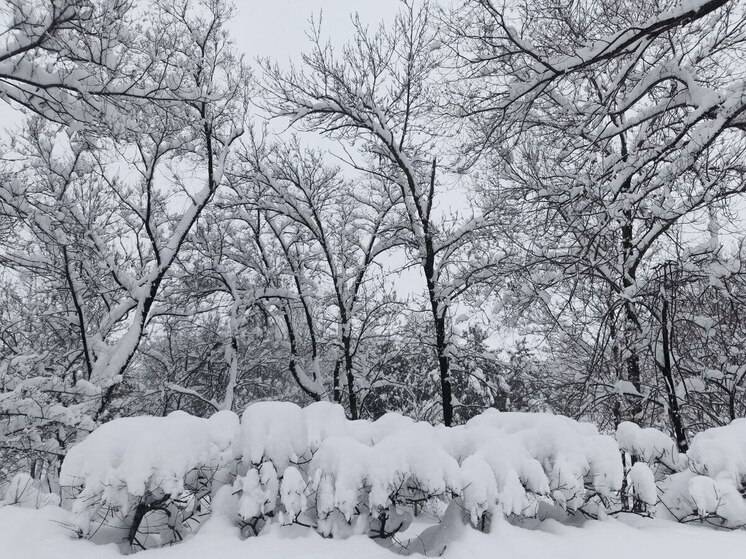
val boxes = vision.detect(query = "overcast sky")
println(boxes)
[231,0,399,61]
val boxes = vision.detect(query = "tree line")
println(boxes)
[1,0,746,481]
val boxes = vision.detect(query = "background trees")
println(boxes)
[2,0,746,487]
[0,0,247,480]
[263,0,511,425]
[448,0,746,441]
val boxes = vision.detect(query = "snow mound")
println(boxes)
[629,463,657,506]
[463,411,623,510]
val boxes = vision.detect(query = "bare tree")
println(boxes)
[263,1,508,425]
[231,136,400,418]
[0,0,188,128]
[0,0,246,479]
[449,0,746,429]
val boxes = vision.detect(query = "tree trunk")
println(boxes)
[343,334,359,419]
[657,268,688,452]
[434,314,453,426]
[621,216,643,421]
[426,268,452,426]
[332,360,342,404]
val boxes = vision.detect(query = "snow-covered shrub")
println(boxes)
[59,410,240,550]
[236,462,279,536]
[238,402,309,470]
[616,422,685,472]
[264,406,622,537]
[278,466,307,524]
[67,401,746,552]
[628,462,657,509]
[231,402,308,536]
[615,421,687,513]
[461,411,623,517]
[230,403,461,540]
[659,419,746,527]
[309,423,461,538]
[687,419,746,482]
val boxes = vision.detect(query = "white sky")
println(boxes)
[231,0,399,61]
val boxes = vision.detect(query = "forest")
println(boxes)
[1,0,746,557]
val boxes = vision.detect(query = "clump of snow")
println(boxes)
[236,463,278,523]
[239,402,308,470]
[460,455,498,526]
[688,475,719,517]
[61,410,239,498]
[279,466,307,523]
[673,474,746,526]
[303,401,350,452]
[656,419,746,527]
[629,462,657,506]
[309,436,371,532]
[616,422,684,470]
[687,419,746,482]
[372,423,461,506]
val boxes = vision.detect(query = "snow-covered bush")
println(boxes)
[457,411,623,522]
[615,421,686,513]
[59,402,631,551]
[55,400,746,553]
[658,420,746,527]
[616,422,685,473]
[60,410,240,550]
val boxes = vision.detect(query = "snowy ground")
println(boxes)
[2,505,745,559]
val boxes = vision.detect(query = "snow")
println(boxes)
[688,475,719,517]
[687,419,746,482]
[649,419,746,527]
[303,401,351,451]
[279,466,307,523]
[372,423,461,501]
[2,504,746,559]
[460,455,498,525]
[59,410,239,535]
[239,402,309,469]
[669,472,746,527]
[629,463,657,506]
[464,411,623,506]
[309,436,371,525]
[0,473,59,508]
[49,402,746,552]
[616,421,684,470]
[61,410,239,497]
[300,408,620,533]
[236,462,278,521]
